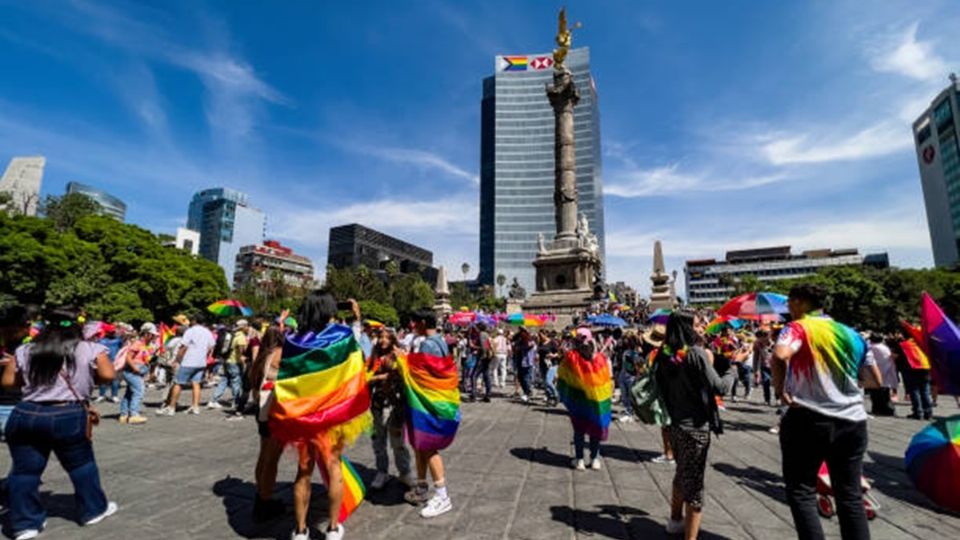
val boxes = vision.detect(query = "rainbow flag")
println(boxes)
[921,293,960,395]
[269,324,372,454]
[502,55,528,71]
[557,350,612,441]
[397,353,460,451]
[159,323,177,353]
[901,339,931,370]
[788,316,865,388]
[317,456,366,523]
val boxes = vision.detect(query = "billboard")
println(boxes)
[496,54,554,72]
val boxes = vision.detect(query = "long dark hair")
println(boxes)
[297,290,337,334]
[658,311,698,364]
[28,308,81,387]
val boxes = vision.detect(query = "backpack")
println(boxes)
[630,355,670,426]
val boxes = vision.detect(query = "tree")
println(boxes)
[496,273,507,297]
[41,193,102,232]
[461,262,470,282]
[358,300,399,327]
[390,273,434,317]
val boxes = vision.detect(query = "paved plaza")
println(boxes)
[2,386,959,540]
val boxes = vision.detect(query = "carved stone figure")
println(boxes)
[508,278,527,300]
[537,232,547,254]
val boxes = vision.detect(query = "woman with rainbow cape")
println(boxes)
[396,310,461,519]
[268,292,372,540]
[557,327,612,471]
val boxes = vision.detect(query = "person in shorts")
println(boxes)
[157,314,215,416]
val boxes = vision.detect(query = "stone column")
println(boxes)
[547,68,580,241]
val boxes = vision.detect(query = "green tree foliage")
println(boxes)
[358,300,399,327]
[390,273,434,316]
[0,213,228,323]
[235,270,312,319]
[41,193,102,232]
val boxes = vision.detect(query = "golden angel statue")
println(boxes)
[552,7,580,69]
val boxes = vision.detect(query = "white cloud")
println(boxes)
[604,163,785,198]
[870,22,947,81]
[354,146,479,185]
[760,121,912,166]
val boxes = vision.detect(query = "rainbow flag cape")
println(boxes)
[269,324,372,454]
[317,455,366,523]
[788,316,865,388]
[557,350,612,441]
[921,293,960,395]
[901,339,931,370]
[397,353,460,451]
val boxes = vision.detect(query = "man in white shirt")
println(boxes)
[157,315,215,416]
[491,328,510,388]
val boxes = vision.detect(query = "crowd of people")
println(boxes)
[0,282,947,540]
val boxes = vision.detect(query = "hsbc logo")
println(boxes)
[530,56,553,70]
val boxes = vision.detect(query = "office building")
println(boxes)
[161,227,200,256]
[914,74,960,267]
[0,156,45,216]
[479,47,604,292]
[65,182,127,221]
[608,281,639,307]
[234,240,315,290]
[328,223,435,282]
[187,188,265,284]
[685,246,890,305]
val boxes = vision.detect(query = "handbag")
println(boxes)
[60,371,100,440]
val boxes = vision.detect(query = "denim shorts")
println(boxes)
[175,366,206,385]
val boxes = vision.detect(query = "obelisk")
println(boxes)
[433,265,452,316]
[649,240,674,309]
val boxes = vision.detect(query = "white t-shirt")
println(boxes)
[181,325,216,368]
[866,342,897,389]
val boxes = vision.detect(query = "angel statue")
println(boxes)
[552,7,581,69]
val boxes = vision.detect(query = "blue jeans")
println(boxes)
[98,380,119,399]
[5,402,109,531]
[470,357,491,399]
[544,365,559,401]
[618,370,636,412]
[212,363,243,406]
[518,365,533,397]
[119,370,145,417]
[760,366,772,404]
[574,430,601,461]
[732,363,753,397]
[904,370,933,417]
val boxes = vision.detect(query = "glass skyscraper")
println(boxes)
[187,187,265,285]
[479,47,604,292]
[66,182,127,221]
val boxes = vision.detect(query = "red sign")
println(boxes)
[530,56,553,70]
[923,145,936,164]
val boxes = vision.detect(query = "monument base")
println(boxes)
[523,289,594,328]
[522,243,601,328]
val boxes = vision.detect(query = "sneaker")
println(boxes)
[155,406,175,416]
[84,501,118,525]
[665,518,684,535]
[13,521,46,540]
[482,396,491,403]
[618,414,634,423]
[521,395,529,403]
[324,523,344,540]
[419,494,452,518]
[127,415,147,425]
[400,472,416,488]
[572,458,586,470]
[768,426,780,435]
[207,401,223,409]
[118,415,128,424]
[651,454,675,465]
[290,529,309,540]
[110,397,120,404]
[371,471,389,490]
[252,497,286,523]
[591,457,603,470]
[187,406,201,415]
[404,486,429,505]
[94,396,106,403]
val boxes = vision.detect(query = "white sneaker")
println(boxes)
[155,406,175,416]
[110,397,120,404]
[591,456,603,470]
[324,523,344,540]
[651,454,675,465]
[665,518,684,535]
[207,401,223,409]
[572,458,586,470]
[187,406,201,415]
[290,529,309,540]
[84,501,118,525]
[371,471,389,490]
[13,521,46,540]
[94,396,106,403]
[521,395,529,403]
[419,494,452,518]
[768,425,780,435]
[618,414,634,423]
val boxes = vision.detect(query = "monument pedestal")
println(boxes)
[523,244,600,327]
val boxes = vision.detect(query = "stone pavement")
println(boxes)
[1,385,959,540]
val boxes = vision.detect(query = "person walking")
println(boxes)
[773,284,881,540]
[865,334,896,417]
[366,328,414,490]
[249,323,286,523]
[157,315,215,416]
[491,328,510,389]
[557,327,612,471]
[208,320,249,414]
[117,325,154,425]
[513,328,536,402]
[655,312,735,540]
[1,308,118,539]
[469,324,493,403]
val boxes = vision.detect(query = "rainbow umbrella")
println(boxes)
[705,316,745,335]
[717,292,787,322]
[904,415,960,512]
[207,299,253,317]
[507,313,544,327]
[647,308,672,324]
[921,292,960,395]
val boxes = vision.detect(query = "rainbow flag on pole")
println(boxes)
[921,293,960,395]
[557,350,612,441]
[269,324,372,454]
[158,323,177,353]
[398,353,461,451]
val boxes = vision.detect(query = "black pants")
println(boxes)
[470,357,492,399]
[780,407,870,540]
[867,388,894,416]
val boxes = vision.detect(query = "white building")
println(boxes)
[174,227,200,256]
[914,74,960,268]
[0,156,45,216]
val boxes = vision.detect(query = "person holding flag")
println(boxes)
[269,291,371,540]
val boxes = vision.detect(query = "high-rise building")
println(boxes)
[327,223,436,282]
[65,182,127,221]
[479,47,604,292]
[685,246,890,305]
[914,75,960,268]
[187,188,265,284]
[0,156,45,216]
[234,240,315,290]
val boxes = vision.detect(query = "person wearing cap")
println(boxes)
[117,323,157,425]
[208,319,249,415]
[491,328,510,389]
[94,323,123,404]
[158,314,215,416]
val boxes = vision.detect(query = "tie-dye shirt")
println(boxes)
[776,313,868,422]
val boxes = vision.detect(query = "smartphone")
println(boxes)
[336,301,353,310]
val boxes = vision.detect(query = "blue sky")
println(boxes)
[0,1,954,297]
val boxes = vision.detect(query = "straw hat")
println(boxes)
[172,314,190,326]
[642,324,666,347]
